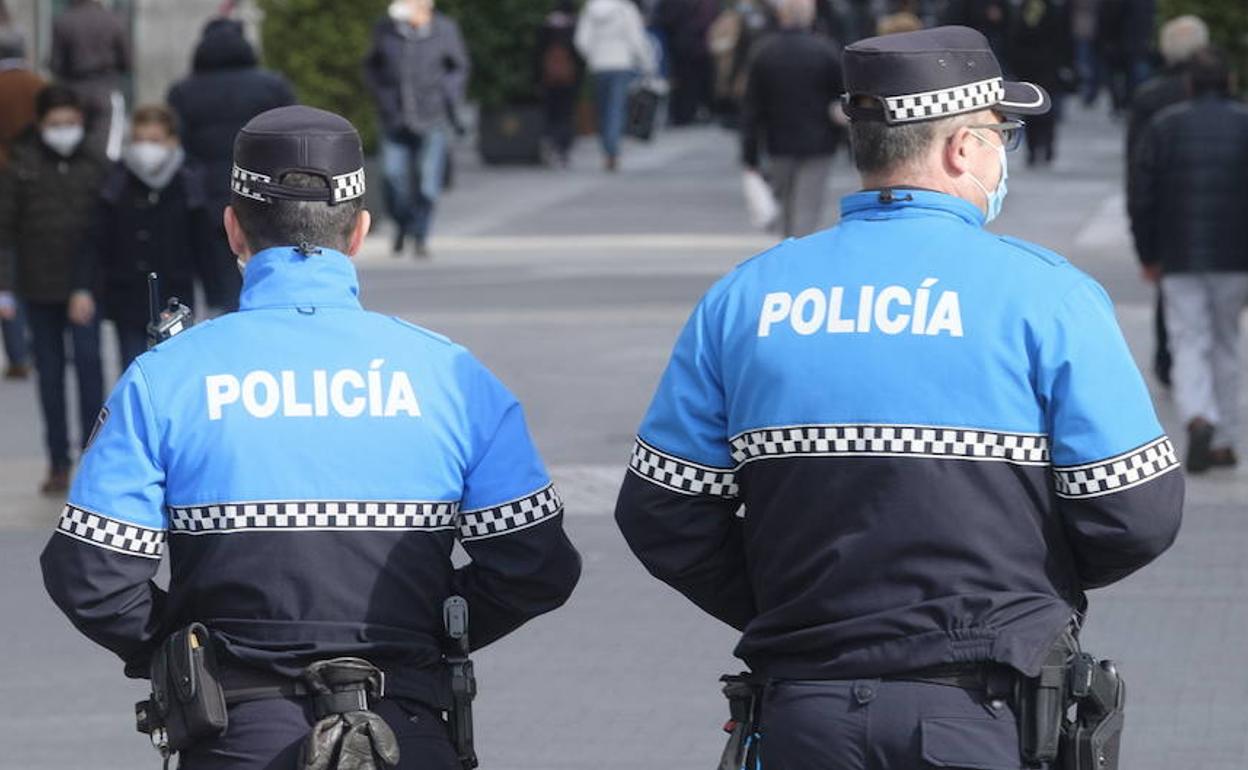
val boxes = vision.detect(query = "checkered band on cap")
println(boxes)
[883,77,1005,124]
[629,438,740,498]
[458,484,564,542]
[1053,437,1180,499]
[231,164,272,202]
[331,169,367,203]
[57,505,166,559]
[168,500,459,534]
[730,423,1050,467]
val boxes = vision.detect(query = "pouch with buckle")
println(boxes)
[138,623,228,754]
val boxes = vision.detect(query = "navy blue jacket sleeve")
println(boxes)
[615,292,757,630]
[1038,279,1184,589]
[451,360,580,649]
[40,361,169,677]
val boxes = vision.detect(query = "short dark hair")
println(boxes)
[231,173,364,253]
[35,85,84,121]
[131,104,179,138]
[848,118,936,175]
[1187,46,1231,97]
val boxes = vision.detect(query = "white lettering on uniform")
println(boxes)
[755,279,965,338]
[204,363,423,420]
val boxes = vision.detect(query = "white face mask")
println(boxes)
[125,141,173,176]
[966,130,1009,223]
[388,1,412,22]
[42,124,84,157]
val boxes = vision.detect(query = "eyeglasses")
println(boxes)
[968,120,1026,152]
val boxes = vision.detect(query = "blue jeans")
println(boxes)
[381,128,447,242]
[26,301,103,470]
[1075,39,1100,104]
[593,70,635,159]
[2,300,29,367]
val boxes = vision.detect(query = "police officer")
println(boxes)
[40,105,581,769]
[614,27,1183,769]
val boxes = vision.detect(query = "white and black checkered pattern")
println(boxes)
[730,424,1050,466]
[1053,437,1179,499]
[458,484,564,542]
[331,169,367,203]
[629,438,739,498]
[231,165,272,202]
[884,77,1005,124]
[57,505,165,559]
[168,500,459,534]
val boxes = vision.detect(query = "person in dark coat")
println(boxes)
[167,17,296,311]
[654,0,719,125]
[740,0,844,237]
[943,0,1012,63]
[0,86,106,495]
[1125,14,1208,388]
[0,24,40,380]
[1128,48,1248,473]
[73,105,216,371]
[1007,0,1072,166]
[537,1,585,166]
[363,0,470,258]
[49,0,130,160]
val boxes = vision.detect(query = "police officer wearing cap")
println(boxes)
[615,27,1183,768]
[40,105,581,769]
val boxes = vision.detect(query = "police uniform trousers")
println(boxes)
[759,678,1023,770]
[178,697,459,770]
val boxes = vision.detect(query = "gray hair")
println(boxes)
[771,0,817,29]
[849,113,973,176]
[1159,15,1208,66]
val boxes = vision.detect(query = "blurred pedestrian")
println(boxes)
[943,0,1012,63]
[876,11,923,36]
[537,1,585,166]
[0,86,106,495]
[653,0,719,125]
[0,23,39,380]
[1126,14,1208,388]
[575,0,656,171]
[741,0,844,237]
[49,0,130,161]
[75,105,216,372]
[1008,0,1073,166]
[1128,48,1248,473]
[364,0,470,258]
[168,17,296,312]
[1071,0,1099,105]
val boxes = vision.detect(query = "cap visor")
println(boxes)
[998,81,1050,115]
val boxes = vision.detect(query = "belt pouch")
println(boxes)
[149,623,229,751]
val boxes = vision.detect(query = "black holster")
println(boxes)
[717,672,765,770]
[442,596,478,770]
[136,623,229,756]
[1016,630,1126,770]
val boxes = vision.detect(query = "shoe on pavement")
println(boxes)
[392,230,406,257]
[4,363,30,380]
[1186,418,1215,473]
[40,467,70,497]
[1209,447,1238,469]
[414,239,430,259]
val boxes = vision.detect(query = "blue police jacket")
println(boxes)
[41,246,581,703]
[615,190,1184,679]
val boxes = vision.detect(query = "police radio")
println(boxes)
[146,273,193,348]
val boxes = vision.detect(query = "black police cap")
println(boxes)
[231,105,366,205]
[842,26,1050,125]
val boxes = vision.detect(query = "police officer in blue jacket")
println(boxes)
[615,27,1183,769]
[40,105,581,769]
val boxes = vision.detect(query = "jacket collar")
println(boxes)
[840,188,985,228]
[239,247,363,311]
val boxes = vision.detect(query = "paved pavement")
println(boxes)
[1,104,1245,769]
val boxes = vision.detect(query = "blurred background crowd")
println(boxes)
[0,0,1245,493]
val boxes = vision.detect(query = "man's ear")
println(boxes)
[223,206,252,261]
[345,209,373,258]
[943,124,974,177]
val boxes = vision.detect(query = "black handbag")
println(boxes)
[137,623,229,754]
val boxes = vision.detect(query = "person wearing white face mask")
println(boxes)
[0,84,107,495]
[73,104,216,372]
